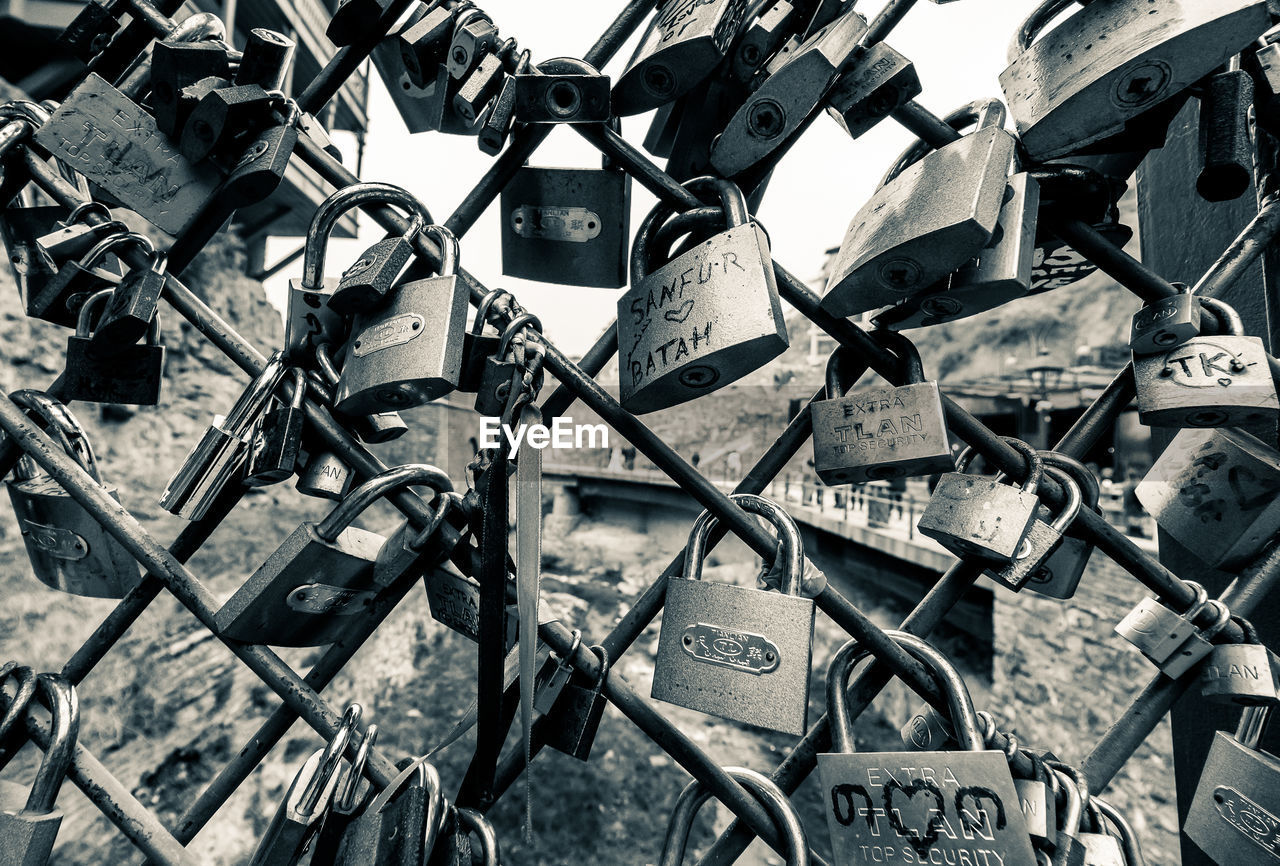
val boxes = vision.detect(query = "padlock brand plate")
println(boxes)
[351,313,425,357]
[1210,786,1280,858]
[817,750,1037,866]
[509,206,602,242]
[20,519,89,561]
[286,583,377,615]
[35,74,221,236]
[680,623,781,674]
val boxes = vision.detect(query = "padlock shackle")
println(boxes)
[1050,764,1083,841]
[408,490,465,552]
[683,494,803,597]
[827,638,874,753]
[470,289,511,337]
[302,183,433,290]
[872,329,927,385]
[1040,466,1082,532]
[632,176,753,282]
[223,351,289,437]
[1008,0,1076,65]
[956,437,1043,493]
[336,723,377,812]
[824,345,872,399]
[457,808,500,866]
[421,224,459,276]
[74,287,114,338]
[650,207,726,265]
[0,100,49,126]
[881,98,1007,188]
[77,230,155,271]
[496,313,542,359]
[1094,797,1145,866]
[660,766,808,866]
[1238,704,1273,750]
[1038,451,1099,509]
[283,367,308,411]
[368,755,441,815]
[0,663,36,760]
[27,673,78,813]
[316,463,453,542]
[1198,296,1244,336]
[66,201,112,226]
[297,703,361,818]
[9,389,101,482]
[313,342,341,387]
[170,10,228,43]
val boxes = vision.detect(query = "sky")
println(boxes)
[264,0,1040,356]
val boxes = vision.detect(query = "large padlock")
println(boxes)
[617,178,787,414]
[543,644,611,761]
[1024,452,1099,600]
[652,493,814,735]
[214,464,451,646]
[819,631,1037,865]
[1199,620,1280,706]
[329,204,434,317]
[660,766,808,865]
[999,0,1269,161]
[1130,282,1202,355]
[612,0,748,116]
[0,674,77,866]
[825,41,921,141]
[499,136,631,288]
[874,172,1040,331]
[5,390,140,598]
[513,57,611,124]
[26,230,138,330]
[336,224,468,415]
[917,443,1044,563]
[821,99,1014,317]
[710,4,868,177]
[987,463,1081,592]
[1184,704,1280,863]
[811,331,953,484]
[244,369,308,488]
[1135,426,1280,569]
[1134,298,1279,437]
[62,288,166,406]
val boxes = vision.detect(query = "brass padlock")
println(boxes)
[810,331,953,484]
[652,493,814,736]
[63,288,166,406]
[617,177,788,414]
[1024,452,1099,600]
[999,0,1269,161]
[825,41,921,140]
[917,441,1044,563]
[215,464,452,646]
[5,390,140,598]
[986,464,1081,592]
[336,224,468,415]
[1134,298,1279,437]
[819,632,1037,865]
[1136,426,1280,569]
[821,99,1015,317]
[1130,282,1202,355]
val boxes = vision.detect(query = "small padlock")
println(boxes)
[1015,759,1059,852]
[1199,619,1280,706]
[822,99,1015,317]
[235,28,295,91]
[513,57,611,124]
[544,644,611,761]
[310,724,377,866]
[452,44,506,125]
[1024,452,1100,600]
[31,203,122,264]
[336,224,468,415]
[825,41,922,140]
[1184,703,1280,863]
[917,442,1044,563]
[245,369,308,488]
[811,330,953,484]
[1134,298,1279,437]
[1135,426,1280,569]
[618,177,787,414]
[730,0,796,83]
[284,283,347,367]
[26,230,138,329]
[533,630,582,714]
[0,674,77,866]
[661,767,808,866]
[422,562,519,651]
[295,447,356,502]
[5,390,140,598]
[447,8,497,80]
[57,0,123,60]
[1115,582,1216,674]
[179,82,275,163]
[478,55,522,154]
[92,247,166,353]
[612,0,747,115]
[1047,763,1090,866]
[218,115,299,209]
[149,39,232,136]
[329,205,434,316]
[987,464,1082,592]
[454,808,498,866]
[311,345,411,446]
[1130,282,1202,355]
[999,0,1269,161]
[458,290,507,394]
[372,487,459,590]
[215,464,450,646]
[500,131,631,288]
[377,4,457,134]
[473,313,539,418]
[397,1,456,87]
[63,288,166,406]
[1085,797,1145,866]
[819,632,1038,865]
[653,493,814,735]
[1162,598,1232,680]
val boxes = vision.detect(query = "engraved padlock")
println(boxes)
[214,464,452,646]
[296,446,356,502]
[336,224,468,415]
[617,177,787,414]
[5,390,140,598]
[987,463,1081,592]
[652,493,814,736]
[63,287,166,406]
[825,41,921,140]
[1199,619,1280,706]
[811,331,953,484]
[821,99,1015,317]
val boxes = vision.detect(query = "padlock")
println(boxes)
[1197,68,1254,203]
[452,45,506,125]
[168,73,233,145]
[1199,619,1280,706]
[458,290,507,394]
[372,486,459,590]
[1134,297,1279,437]
[1047,763,1090,866]
[2,205,66,316]
[1161,598,1231,680]
[544,645,611,761]
[0,674,77,866]
[58,0,123,60]
[248,705,358,866]
[618,178,787,414]
[478,56,521,154]
[652,493,814,735]
[295,447,356,502]
[874,172,1041,331]
[730,0,796,83]
[447,8,497,80]
[1015,759,1059,852]
[513,57,611,124]
[819,631,1038,865]
[334,757,444,866]
[500,135,631,288]
[63,288,166,406]
[661,766,808,865]
[1130,282,1202,355]
[1031,203,1133,295]
[245,369,308,488]
[31,203,123,264]
[330,208,437,317]
[825,42,921,140]
[1115,583,1208,670]
[711,5,868,177]
[987,464,1081,592]
[235,28,295,91]
[336,225,468,415]
[161,352,288,521]
[1024,452,1100,600]
[5,390,140,598]
[325,0,397,45]
[214,464,450,646]
[612,0,749,116]
[811,330,953,484]
[310,345,410,446]
[917,442,1044,563]
[297,112,342,163]
[1136,426,1280,569]
[454,808,497,866]
[1076,799,1126,866]
[656,77,737,184]
[284,285,346,367]
[218,116,299,209]
[179,82,275,163]
[92,246,166,352]
[423,562,518,651]
[474,313,539,417]
[427,805,472,866]
[821,99,1015,317]
[397,1,456,88]
[534,630,582,714]
[1184,704,1280,863]
[310,723,377,866]
[26,230,139,329]
[149,40,232,136]
[1084,797,1145,866]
